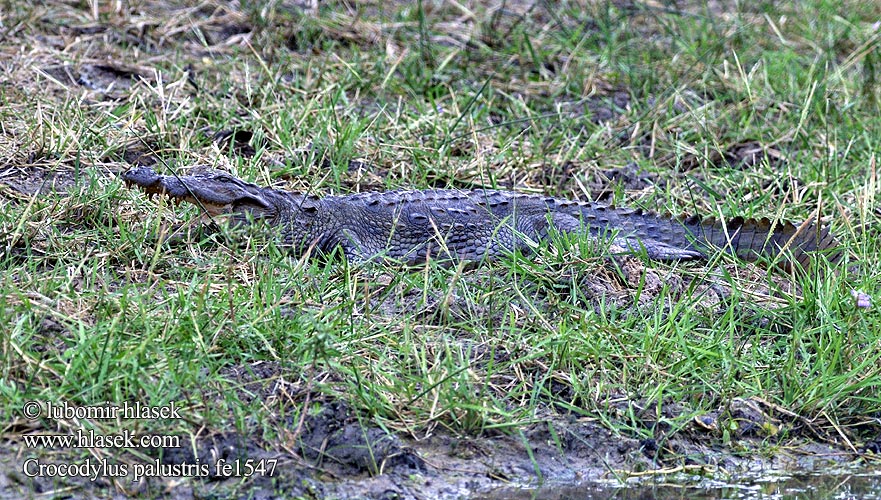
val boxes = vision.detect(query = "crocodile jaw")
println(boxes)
[122,167,276,218]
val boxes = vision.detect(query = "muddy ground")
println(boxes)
[1,359,868,499]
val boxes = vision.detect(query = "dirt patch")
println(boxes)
[41,63,152,94]
[0,164,82,196]
[657,140,789,172]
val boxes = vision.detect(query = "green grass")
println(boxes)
[1,0,880,493]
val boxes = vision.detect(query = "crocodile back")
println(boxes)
[329,189,843,268]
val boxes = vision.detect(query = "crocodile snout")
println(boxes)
[121,167,161,188]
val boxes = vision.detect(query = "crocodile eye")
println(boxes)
[297,197,320,214]
[232,195,270,210]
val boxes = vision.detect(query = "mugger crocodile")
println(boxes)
[121,166,843,269]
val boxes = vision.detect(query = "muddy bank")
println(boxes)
[4,395,872,500]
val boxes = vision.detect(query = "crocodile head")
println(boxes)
[122,166,286,220]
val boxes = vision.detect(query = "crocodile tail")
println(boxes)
[572,203,843,269]
[681,215,843,269]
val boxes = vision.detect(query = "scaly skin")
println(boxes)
[122,167,842,268]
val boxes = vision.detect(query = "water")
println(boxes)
[477,467,881,499]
